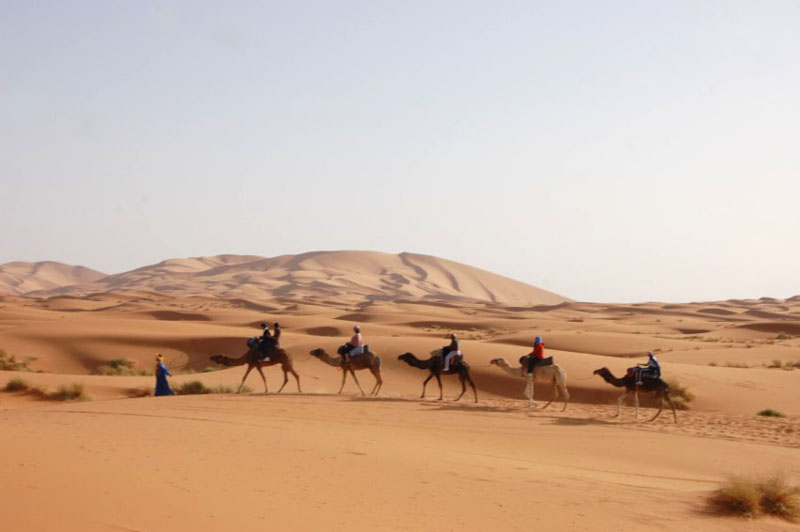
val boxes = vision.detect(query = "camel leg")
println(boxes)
[289,366,301,393]
[648,392,664,422]
[527,376,537,408]
[276,367,289,393]
[616,390,630,417]
[468,375,478,403]
[256,365,268,394]
[338,368,348,394]
[634,390,640,421]
[421,374,433,399]
[237,365,254,393]
[455,375,467,402]
[436,374,443,400]
[370,367,382,396]
[540,378,557,410]
[350,368,366,396]
[560,383,570,412]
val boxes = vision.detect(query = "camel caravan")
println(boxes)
[208,323,679,423]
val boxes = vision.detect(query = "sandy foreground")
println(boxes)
[1,291,799,530]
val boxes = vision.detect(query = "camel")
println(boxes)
[489,357,569,411]
[397,352,478,402]
[593,367,677,423]
[309,348,383,396]
[210,344,301,394]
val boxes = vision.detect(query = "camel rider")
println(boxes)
[522,336,545,376]
[272,323,282,348]
[343,325,365,364]
[256,322,275,361]
[442,333,460,372]
[635,351,660,386]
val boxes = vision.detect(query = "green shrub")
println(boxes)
[5,377,30,392]
[758,409,786,418]
[94,358,153,376]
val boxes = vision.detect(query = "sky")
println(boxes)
[1,0,798,303]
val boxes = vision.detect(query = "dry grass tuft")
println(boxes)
[94,358,153,376]
[665,379,694,410]
[709,472,800,521]
[127,386,154,398]
[48,383,91,401]
[758,409,786,418]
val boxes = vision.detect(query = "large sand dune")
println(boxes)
[17,251,569,305]
[0,261,106,295]
[1,253,799,530]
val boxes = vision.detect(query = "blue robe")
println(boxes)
[155,362,175,396]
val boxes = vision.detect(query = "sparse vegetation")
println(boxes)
[0,350,33,371]
[758,409,786,418]
[94,358,154,376]
[708,361,718,367]
[5,376,30,391]
[176,380,251,395]
[127,386,154,398]
[776,332,792,340]
[767,360,783,369]
[724,362,749,368]
[666,379,694,410]
[49,383,90,401]
[3,378,90,401]
[709,472,800,521]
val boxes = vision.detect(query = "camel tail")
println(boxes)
[374,356,382,369]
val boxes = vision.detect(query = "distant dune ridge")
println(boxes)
[0,251,569,305]
[0,261,106,295]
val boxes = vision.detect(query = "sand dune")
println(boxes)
[0,261,105,295]
[1,256,799,530]
[24,251,569,306]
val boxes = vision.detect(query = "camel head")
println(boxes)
[593,367,610,377]
[309,348,326,359]
[210,354,226,366]
[397,352,414,362]
[489,358,505,366]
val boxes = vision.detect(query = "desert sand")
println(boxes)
[1,252,798,530]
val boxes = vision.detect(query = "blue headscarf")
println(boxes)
[534,336,543,346]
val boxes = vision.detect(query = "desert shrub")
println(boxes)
[709,476,761,518]
[48,383,90,401]
[725,362,749,368]
[176,380,212,395]
[709,473,800,521]
[708,361,718,367]
[5,377,30,392]
[0,350,33,371]
[776,332,791,340]
[94,358,153,376]
[759,472,800,520]
[127,386,154,398]
[787,361,800,369]
[768,360,784,369]
[666,380,694,410]
[758,409,786,418]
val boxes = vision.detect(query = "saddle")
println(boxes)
[247,337,275,360]
[519,355,554,367]
[626,367,660,381]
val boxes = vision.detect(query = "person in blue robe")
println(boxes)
[154,354,175,396]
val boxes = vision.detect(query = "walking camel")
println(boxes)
[397,352,478,402]
[210,344,301,394]
[489,357,569,411]
[593,367,677,423]
[309,348,383,396]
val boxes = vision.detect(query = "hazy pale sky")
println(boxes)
[1,1,798,302]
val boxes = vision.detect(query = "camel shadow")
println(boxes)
[348,396,417,404]
[419,402,521,414]
[544,416,617,426]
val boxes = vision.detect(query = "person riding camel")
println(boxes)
[634,351,661,386]
[441,333,461,372]
[272,322,282,348]
[342,325,366,364]
[255,322,275,362]
[521,336,546,377]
